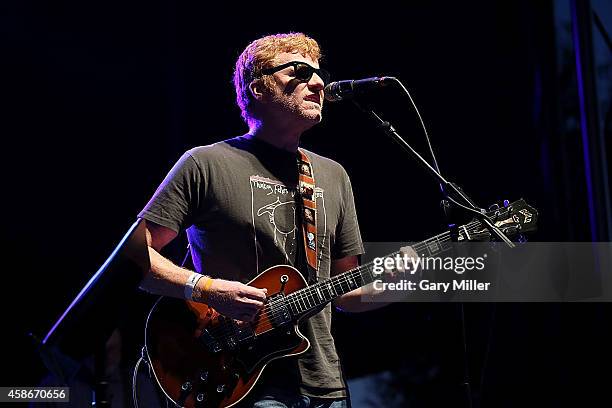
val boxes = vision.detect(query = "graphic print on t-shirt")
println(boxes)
[250,176,298,267]
[250,175,326,273]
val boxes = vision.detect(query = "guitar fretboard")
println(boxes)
[284,219,482,316]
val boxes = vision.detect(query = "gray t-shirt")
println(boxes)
[139,136,364,398]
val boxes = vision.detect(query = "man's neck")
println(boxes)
[247,121,303,153]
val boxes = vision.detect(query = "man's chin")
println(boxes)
[303,115,322,128]
[302,109,323,123]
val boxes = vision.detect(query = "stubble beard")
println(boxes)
[271,91,322,129]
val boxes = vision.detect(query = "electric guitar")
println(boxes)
[145,199,537,407]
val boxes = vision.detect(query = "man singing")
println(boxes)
[139,32,392,407]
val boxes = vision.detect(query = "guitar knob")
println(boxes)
[488,204,500,212]
[503,199,510,207]
[181,381,192,392]
[216,384,226,393]
[200,371,209,382]
[196,393,206,402]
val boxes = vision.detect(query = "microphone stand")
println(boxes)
[352,93,513,408]
[351,101,515,248]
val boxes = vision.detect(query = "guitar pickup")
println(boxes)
[267,294,292,327]
[199,328,222,353]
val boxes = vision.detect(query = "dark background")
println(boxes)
[2,1,611,406]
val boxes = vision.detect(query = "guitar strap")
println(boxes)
[296,149,318,284]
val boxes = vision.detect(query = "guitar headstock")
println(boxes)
[485,198,538,239]
[461,199,538,242]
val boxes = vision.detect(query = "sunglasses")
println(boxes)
[260,61,331,85]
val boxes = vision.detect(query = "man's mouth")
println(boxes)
[304,95,321,105]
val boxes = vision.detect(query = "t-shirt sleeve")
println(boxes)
[331,167,365,259]
[138,151,203,233]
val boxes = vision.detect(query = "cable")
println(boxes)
[390,77,444,182]
[132,357,143,408]
[391,77,476,408]
[132,346,148,408]
[133,244,189,408]
[445,195,486,218]
[459,303,474,408]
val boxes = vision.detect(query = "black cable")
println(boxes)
[133,243,192,407]
[445,195,486,218]
[478,303,498,405]
[131,347,147,408]
[390,77,444,183]
[459,304,473,408]
[391,78,475,408]
[592,10,612,53]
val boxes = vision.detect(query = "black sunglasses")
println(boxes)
[260,61,331,85]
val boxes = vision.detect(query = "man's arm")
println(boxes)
[139,221,267,321]
[331,256,389,313]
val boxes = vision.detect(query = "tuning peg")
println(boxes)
[488,203,500,212]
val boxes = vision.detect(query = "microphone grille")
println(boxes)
[323,82,343,102]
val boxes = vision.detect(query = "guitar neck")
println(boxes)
[284,219,481,316]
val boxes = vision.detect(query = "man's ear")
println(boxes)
[249,80,264,101]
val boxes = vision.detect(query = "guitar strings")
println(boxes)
[215,219,486,337]
[257,219,485,324]
[213,219,486,339]
[210,219,488,339]
[218,209,522,341]
[237,213,507,337]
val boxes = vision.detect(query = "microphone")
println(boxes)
[324,76,393,102]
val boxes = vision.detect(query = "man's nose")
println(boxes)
[308,73,325,91]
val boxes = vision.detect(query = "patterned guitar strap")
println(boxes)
[297,149,318,284]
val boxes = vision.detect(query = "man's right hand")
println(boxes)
[141,221,267,322]
[200,279,268,322]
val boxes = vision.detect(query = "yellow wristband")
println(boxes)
[203,277,214,292]
[198,276,214,303]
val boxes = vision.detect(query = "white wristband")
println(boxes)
[184,272,204,300]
